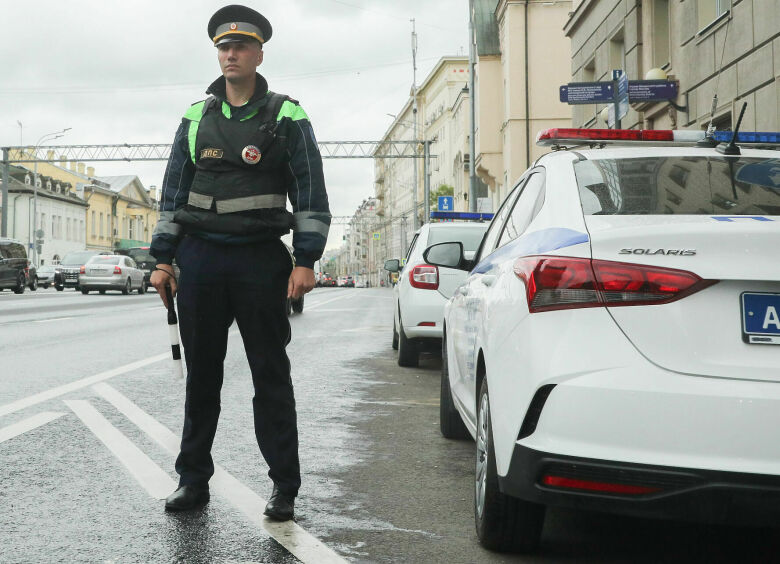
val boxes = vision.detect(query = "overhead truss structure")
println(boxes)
[2,141,428,163]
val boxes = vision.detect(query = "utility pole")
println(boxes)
[411,18,419,231]
[1,149,9,238]
[468,0,478,212]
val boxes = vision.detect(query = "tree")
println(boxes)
[429,184,455,210]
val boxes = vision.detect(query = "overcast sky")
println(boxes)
[0,0,468,249]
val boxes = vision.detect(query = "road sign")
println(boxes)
[372,232,381,240]
[438,196,454,211]
[35,229,44,238]
[628,80,679,102]
[559,82,614,104]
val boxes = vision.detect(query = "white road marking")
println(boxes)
[0,411,65,444]
[65,399,176,500]
[303,293,355,311]
[0,353,168,419]
[33,316,74,323]
[93,383,348,564]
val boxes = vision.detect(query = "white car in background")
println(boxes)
[78,254,146,295]
[428,128,780,552]
[385,221,489,367]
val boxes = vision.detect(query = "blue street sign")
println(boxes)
[559,82,614,104]
[615,70,629,120]
[628,80,679,102]
[438,196,454,211]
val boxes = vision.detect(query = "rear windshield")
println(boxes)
[426,225,488,251]
[574,157,780,216]
[87,256,121,265]
[60,251,98,266]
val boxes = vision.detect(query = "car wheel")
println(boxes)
[440,332,469,439]
[475,378,544,553]
[138,282,145,295]
[99,290,106,295]
[30,277,38,291]
[397,316,419,367]
[392,319,399,350]
[122,279,131,295]
[13,274,25,294]
[81,288,90,295]
[292,295,304,313]
[55,285,64,292]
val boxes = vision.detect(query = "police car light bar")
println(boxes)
[536,128,780,147]
[430,211,494,221]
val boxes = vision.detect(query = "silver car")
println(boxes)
[78,255,146,295]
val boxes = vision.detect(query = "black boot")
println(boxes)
[263,485,295,521]
[165,485,210,511]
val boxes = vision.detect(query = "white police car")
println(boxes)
[425,128,780,552]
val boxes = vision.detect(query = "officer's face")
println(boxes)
[217,40,263,82]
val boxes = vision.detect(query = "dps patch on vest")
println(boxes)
[200,148,224,159]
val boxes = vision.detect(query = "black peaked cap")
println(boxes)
[208,5,273,45]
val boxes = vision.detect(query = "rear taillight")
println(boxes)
[114,266,122,274]
[409,264,439,290]
[542,475,661,495]
[513,256,716,313]
[79,266,85,274]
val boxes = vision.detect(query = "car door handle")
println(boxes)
[482,275,496,286]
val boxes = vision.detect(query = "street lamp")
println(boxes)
[32,127,71,266]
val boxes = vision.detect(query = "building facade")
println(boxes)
[473,0,574,209]
[343,198,380,286]
[1,167,88,265]
[374,56,472,264]
[565,0,779,132]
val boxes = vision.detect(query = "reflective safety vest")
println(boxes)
[173,91,295,236]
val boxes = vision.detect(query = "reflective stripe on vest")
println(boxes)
[187,192,287,213]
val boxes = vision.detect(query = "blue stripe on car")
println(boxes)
[472,228,590,274]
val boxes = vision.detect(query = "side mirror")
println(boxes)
[384,259,400,273]
[423,242,469,270]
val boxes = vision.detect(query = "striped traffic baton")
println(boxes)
[165,285,184,380]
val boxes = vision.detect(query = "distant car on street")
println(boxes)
[114,246,156,290]
[0,238,30,294]
[35,264,59,289]
[385,221,489,367]
[56,250,106,291]
[321,274,336,287]
[78,255,146,295]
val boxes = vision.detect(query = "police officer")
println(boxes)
[149,4,330,521]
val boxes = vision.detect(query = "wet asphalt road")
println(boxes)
[1,286,779,563]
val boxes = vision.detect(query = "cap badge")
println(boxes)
[230,23,237,30]
[242,145,261,165]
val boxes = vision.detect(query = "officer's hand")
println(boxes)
[151,265,177,308]
[288,266,314,299]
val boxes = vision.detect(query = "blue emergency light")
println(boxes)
[711,131,780,144]
[430,211,494,221]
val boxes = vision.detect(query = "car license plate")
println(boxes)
[741,292,780,345]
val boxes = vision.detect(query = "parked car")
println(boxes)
[355,279,367,288]
[35,264,59,289]
[114,246,156,290]
[0,238,29,294]
[343,276,355,288]
[385,222,489,367]
[56,250,106,291]
[321,274,336,287]
[78,254,146,295]
[432,128,780,552]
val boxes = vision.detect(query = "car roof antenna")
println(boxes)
[716,101,747,156]
[697,16,731,148]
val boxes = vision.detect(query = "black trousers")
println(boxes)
[174,235,300,496]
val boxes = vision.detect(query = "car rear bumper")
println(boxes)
[79,274,125,288]
[499,444,780,526]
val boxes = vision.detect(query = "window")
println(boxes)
[66,218,71,240]
[91,212,96,236]
[697,0,729,32]
[652,0,670,68]
[609,29,625,73]
[582,58,595,83]
[476,182,522,263]
[129,217,135,240]
[100,213,104,238]
[497,171,546,248]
